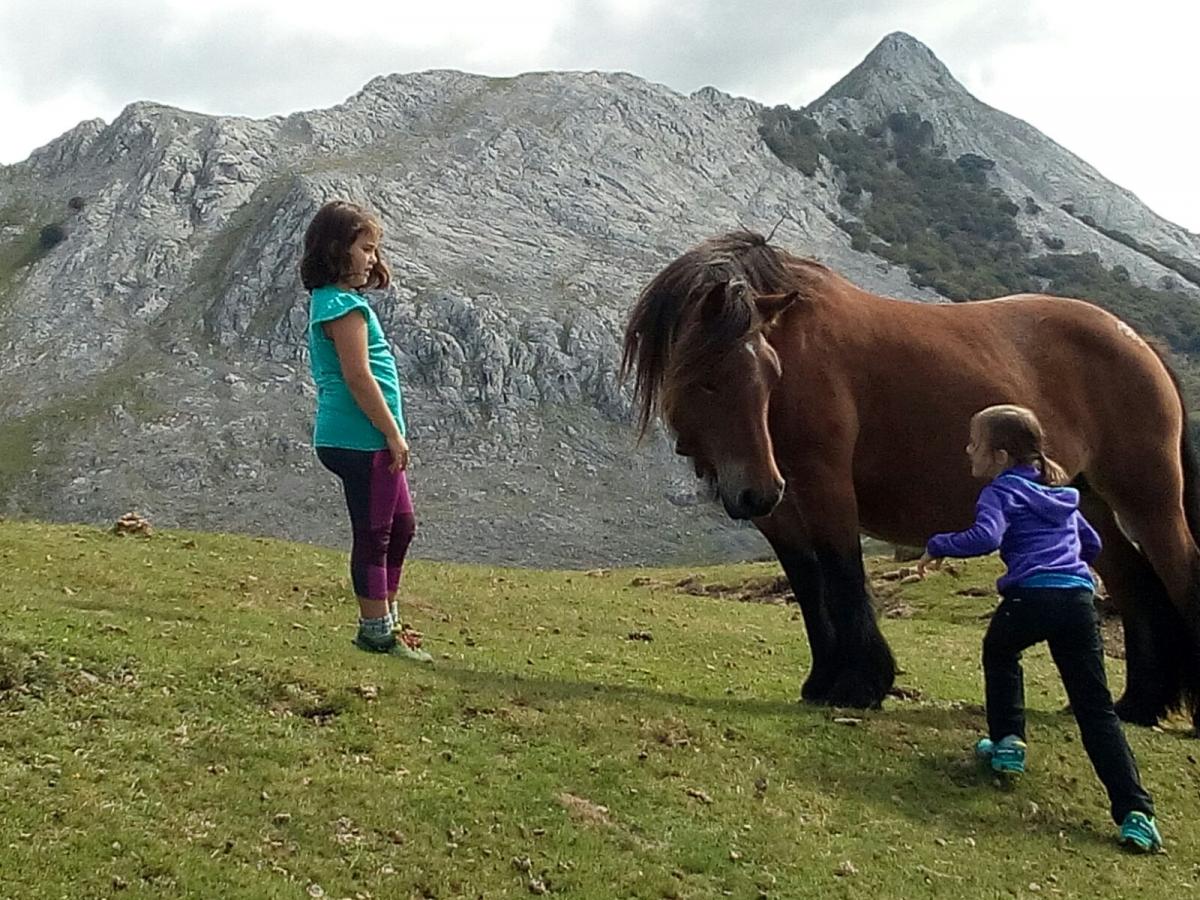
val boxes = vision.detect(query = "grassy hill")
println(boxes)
[1,520,1196,898]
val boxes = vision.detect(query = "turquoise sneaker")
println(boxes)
[1119,811,1163,853]
[991,735,1026,774]
[974,737,995,761]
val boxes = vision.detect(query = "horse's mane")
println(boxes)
[621,230,826,436]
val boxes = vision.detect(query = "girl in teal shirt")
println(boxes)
[301,200,429,661]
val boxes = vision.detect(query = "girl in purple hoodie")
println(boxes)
[919,404,1161,852]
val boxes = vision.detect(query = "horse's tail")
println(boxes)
[1179,410,1200,543]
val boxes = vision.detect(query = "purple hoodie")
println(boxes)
[926,465,1101,595]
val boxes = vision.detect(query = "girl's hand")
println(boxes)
[916,553,942,577]
[387,434,410,472]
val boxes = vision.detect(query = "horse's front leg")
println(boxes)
[755,502,837,701]
[787,469,896,708]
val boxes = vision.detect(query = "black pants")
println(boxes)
[983,588,1154,824]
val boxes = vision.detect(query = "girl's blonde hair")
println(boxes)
[299,200,390,292]
[973,404,1071,486]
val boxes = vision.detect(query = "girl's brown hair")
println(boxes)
[973,404,1071,486]
[299,200,391,292]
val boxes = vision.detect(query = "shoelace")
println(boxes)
[399,626,424,651]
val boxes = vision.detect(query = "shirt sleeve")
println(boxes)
[926,484,1009,558]
[1074,511,1102,563]
[309,289,368,327]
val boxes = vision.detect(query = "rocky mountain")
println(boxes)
[808,33,1200,293]
[0,33,1196,567]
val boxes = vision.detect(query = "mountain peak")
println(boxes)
[809,31,965,109]
[868,32,943,67]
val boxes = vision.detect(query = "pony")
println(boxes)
[622,230,1200,731]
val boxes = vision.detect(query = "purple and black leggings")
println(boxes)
[316,447,416,601]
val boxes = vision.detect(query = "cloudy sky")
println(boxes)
[5,0,1198,231]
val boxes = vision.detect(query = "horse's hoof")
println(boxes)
[800,672,836,703]
[1113,695,1162,727]
[822,673,886,710]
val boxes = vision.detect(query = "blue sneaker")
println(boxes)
[991,735,1026,774]
[1119,811,1163,853]
[974,737,995,760]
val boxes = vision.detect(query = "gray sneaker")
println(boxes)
[353,629,398,654]
[390,643,433,663]
[353,630,433,662]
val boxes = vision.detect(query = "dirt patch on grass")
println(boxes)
[641,571,916,620]
[557,792,615,827]
[644,568,1127,658]
[227,666,346,724]
[0,643,56,695]
[640,715,696,749]
[631,573,791,604]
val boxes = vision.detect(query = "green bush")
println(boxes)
[761,105,1200,356]
[38,223,66,250]
[758,107,829,177]
[1062,210,1200,289]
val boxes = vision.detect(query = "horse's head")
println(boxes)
[622,231,800,520]
[665,285,796,518]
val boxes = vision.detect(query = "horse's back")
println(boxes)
[831,289,1184,543]
[884,292,1174,411]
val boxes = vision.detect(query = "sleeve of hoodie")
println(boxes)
[926,483,1009,558]
[1074,511,1102,564]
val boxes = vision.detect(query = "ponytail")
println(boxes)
[1036,451,1071,487]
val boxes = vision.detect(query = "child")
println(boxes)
[300,200,430,662]
[918,404,1161,852]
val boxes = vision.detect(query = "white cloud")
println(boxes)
[3,0,1198,231]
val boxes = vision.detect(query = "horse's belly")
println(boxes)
[855,478,979,549]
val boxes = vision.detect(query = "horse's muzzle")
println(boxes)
[723,481,785,520]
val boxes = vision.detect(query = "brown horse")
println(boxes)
[622,230,1200,731]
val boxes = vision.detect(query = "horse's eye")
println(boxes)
[699,382,717,395]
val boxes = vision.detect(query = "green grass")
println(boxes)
[1,520,1197,898]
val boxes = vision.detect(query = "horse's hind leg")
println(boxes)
[1089,471,1200,730]
[1078,489,1184,725]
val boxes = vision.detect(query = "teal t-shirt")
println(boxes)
[307,285,406,450]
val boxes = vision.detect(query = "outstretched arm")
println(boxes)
[926,486,1008,559]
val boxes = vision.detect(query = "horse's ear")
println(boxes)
[754,290,799,324]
